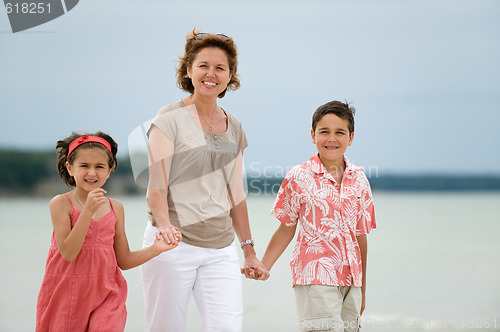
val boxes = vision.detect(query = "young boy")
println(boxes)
[261,100,376,332]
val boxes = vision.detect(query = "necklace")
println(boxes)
[75,192,86,208]
[74,192,97,219]
[197,107,217,131]
[192,96,217,132]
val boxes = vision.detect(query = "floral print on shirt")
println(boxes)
[271,154,376,287]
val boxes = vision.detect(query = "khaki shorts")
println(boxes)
[294,285,361,332]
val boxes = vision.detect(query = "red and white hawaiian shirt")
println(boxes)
[271,154,376,287]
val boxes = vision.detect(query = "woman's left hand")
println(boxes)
[241,256,270,281]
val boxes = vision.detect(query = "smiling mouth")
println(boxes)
[202,81,217,87]
[85,179,98,184]
[325,146,339,150]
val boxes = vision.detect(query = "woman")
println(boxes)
[140,29,268,332]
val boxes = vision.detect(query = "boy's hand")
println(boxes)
[154,228,182,253]
[241,258,270,281]
[360,293,366,315]
[240,266,269,280]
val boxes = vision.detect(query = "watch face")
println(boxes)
[241,239,254,248]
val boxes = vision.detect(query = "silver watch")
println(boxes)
[240,239,255,248]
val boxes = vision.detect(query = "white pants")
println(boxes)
[140,222,243,332]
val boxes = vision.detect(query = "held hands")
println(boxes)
[154,225,182,253]
[241,257,270,281]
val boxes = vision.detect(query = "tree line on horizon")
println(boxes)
[1,149,499,197]
[0,149,137,196]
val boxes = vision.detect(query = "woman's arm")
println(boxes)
[229,152,269,280]
[113,199,181,270]
[51,189,108,262]
[231,200,270,279]
[147,125,178,244]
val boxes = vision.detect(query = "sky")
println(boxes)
[1,0,499,176]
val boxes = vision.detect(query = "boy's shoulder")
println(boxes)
[285,158,316,180]
[344,160,372,191]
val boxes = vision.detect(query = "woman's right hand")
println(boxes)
[154,228,182,252]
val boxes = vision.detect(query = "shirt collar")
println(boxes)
[309,153,362,175]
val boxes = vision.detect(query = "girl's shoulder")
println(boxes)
[109,197,123,209]
[109,197,125,215]
[49,193,72,214]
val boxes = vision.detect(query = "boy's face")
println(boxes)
[311,113,354,164]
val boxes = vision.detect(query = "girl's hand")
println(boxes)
[83,188,107,215]
[154,228,182,253]
[158,224,182,245]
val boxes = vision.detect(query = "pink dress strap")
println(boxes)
[64,193,74,208]
[108,198,115,213]
[63,194,114,214]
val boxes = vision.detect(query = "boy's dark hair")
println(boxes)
[176,28,240,99]
[312,100,355,134]
[56,131,118,187]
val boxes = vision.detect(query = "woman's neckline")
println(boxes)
[180,99,229,135]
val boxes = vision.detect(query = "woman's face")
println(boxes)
[187,47,232,99]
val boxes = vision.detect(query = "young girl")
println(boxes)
[36,132,181,332]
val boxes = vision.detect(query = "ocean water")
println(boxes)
[0,192,499,332]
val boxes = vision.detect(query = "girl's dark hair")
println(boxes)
[312,100,356,134]
[56,131,118,187]
[176,28,240,98]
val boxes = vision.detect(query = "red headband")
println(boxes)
[67,135,113,160]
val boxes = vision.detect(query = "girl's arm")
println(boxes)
[113,199,181,270]
[261,223,297,272]
[229,152,269,280]
[356,234,367,315]
[51,189,108,262]
[147,125,178,244]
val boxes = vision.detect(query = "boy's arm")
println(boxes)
[261,223,297,272]
[356,234,367,315]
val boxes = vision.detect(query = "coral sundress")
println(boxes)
[36,194,127,332]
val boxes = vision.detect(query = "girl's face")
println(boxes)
[66,147,112,192]
[187,47,232,99]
